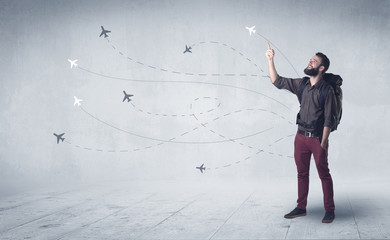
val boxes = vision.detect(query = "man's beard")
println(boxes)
[304,65,320,76]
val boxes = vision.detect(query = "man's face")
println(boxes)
[304,55,323,76]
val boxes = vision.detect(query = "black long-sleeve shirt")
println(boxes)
[273,75,337,132]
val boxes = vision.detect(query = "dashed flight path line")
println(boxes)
[106,38,264,76]
[130,97,221,117]
[64,105,295,171]
[64,96,294,150]
[255,32,301,78]
[192,112,293,151]
[76,66,292,111]
[210,134,295,172]
[60,27,302,172]
[191,112,294,171]
[191,41,264,72]
[77,106,276,145]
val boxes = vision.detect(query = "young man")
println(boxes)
[265,42,337,223]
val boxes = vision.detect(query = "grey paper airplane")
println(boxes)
[183,45,192,53]
[196,164,206,173]
[99,26,111,38]
[122,91,134,102]
[53,133,65,144]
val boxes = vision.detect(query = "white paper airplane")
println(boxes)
[74,96,83,106]
[68,59,78,68]
[245,26,256,36]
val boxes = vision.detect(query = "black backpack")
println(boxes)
[297,73,343,131]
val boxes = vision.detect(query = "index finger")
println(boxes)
[267,42,271,50]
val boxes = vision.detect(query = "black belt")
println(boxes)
[298,129,321,138]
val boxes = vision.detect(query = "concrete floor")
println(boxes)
[0,179,389,240]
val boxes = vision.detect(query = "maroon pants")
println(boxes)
[294,132,335,211]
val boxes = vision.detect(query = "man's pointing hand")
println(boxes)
[265,42,275,61]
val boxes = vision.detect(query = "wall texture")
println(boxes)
[1,0,389,192]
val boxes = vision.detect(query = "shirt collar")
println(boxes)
[306,77,325,89]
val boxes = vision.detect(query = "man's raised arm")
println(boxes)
[265,42,278,84]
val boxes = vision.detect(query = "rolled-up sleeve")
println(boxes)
[324,87,337,128]
[273,75,303,95]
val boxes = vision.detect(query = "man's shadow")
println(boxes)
[305,199,363,221]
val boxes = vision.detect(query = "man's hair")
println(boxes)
[316,52,330,74]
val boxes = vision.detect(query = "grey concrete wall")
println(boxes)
[1,0,389,192]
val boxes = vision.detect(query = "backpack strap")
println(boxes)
[319,82,330,109]
[298,77,309,103]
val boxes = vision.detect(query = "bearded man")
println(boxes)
[265,43,337,223]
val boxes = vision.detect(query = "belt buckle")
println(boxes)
[305,131,313,137]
